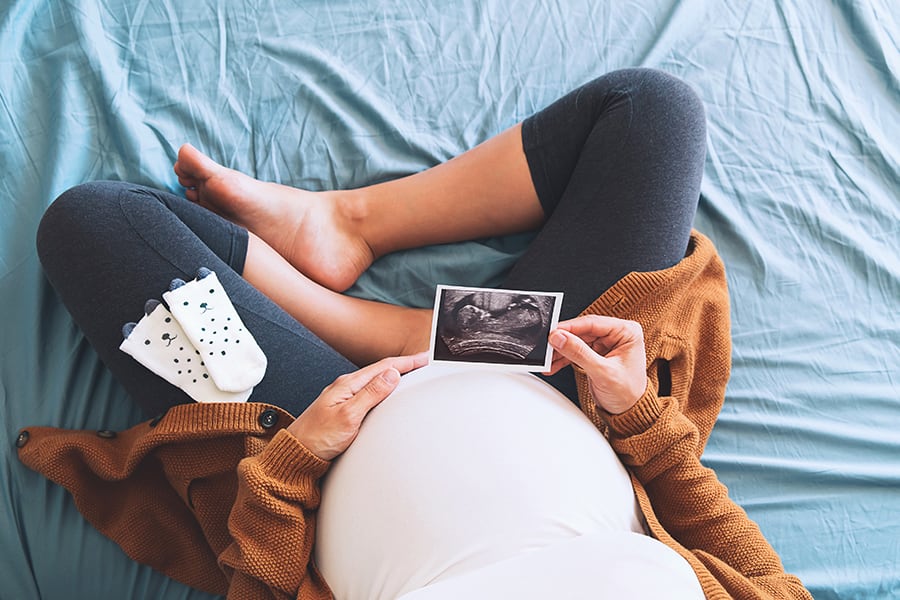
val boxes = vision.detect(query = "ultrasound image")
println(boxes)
[433,288,559,367]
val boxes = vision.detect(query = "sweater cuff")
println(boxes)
[252,429,331,487]
[604,388,665,438]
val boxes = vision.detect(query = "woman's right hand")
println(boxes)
[546,315,648,415]
[287,352,429,460]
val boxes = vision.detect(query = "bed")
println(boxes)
[2,1,897,598]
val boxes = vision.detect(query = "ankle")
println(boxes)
[332,187,382,259]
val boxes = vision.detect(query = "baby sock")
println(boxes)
[120,300,253,403]
[162,268,267,392]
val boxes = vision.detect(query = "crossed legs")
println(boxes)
[171,122,542,365]
[175,67,706,362]
[38,68,706,414]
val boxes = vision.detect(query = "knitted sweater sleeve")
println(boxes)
[604,390,813,600]
[218,429,334,600]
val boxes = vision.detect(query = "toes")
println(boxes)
[178,143,220,174]
[175,143,205,178]
[176,172,197,187]
[175,165,200,190]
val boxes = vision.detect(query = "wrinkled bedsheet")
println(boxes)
[1,1,898,598]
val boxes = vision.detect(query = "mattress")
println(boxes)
[1,1,898,598]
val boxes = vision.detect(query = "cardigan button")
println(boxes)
[96,429,117,439]
[258,409,279,429]
[15,430,29,448]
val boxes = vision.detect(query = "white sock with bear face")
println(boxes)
[162,268,267,393]
[120,300,253,403]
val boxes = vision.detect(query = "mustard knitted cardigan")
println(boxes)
[17,232,812,600]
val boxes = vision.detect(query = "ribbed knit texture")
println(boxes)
[18,231,812,599]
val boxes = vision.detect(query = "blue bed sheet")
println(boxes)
[1,1,898,598]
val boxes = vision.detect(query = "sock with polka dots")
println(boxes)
[163,268,267,393]
[120,300,253,403]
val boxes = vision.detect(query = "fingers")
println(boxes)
[548,329,606,374]
[544,345,572,375]
[347,352,430,417]
[352,367,402,414]
[335,352,428,395]
[556,315,641,347]
[382,351,430,375]
[549,316,644,370]
[286,358,417,460]
[548,316,648,414]
[547,315,632,374]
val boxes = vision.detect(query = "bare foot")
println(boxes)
[173,143,374,292]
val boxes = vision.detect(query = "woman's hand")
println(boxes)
[287,352,429,460]
[546,315,648,415]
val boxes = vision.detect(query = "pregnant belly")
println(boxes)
[314,365,644,600]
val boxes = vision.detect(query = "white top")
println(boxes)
[314,365,704,600]
[397,530,706,600]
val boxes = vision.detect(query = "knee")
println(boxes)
[583,68,706,141]
[602,68,707,166]
[643,69,704,121]
[36,181,130,269]
[629,68,706,137]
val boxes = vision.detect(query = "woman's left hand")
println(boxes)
[287,352,429,460]
[546,315,648,415]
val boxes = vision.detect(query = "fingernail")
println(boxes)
[381,369,400,384]
[549,331,566,348]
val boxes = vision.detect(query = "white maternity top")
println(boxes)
[314,365,704,600]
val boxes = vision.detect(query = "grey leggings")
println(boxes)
[36,68,706,416]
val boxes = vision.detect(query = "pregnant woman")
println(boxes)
[24,69,812,599]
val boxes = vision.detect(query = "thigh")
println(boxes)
[37,181,356,416]
[506,69,707,398]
